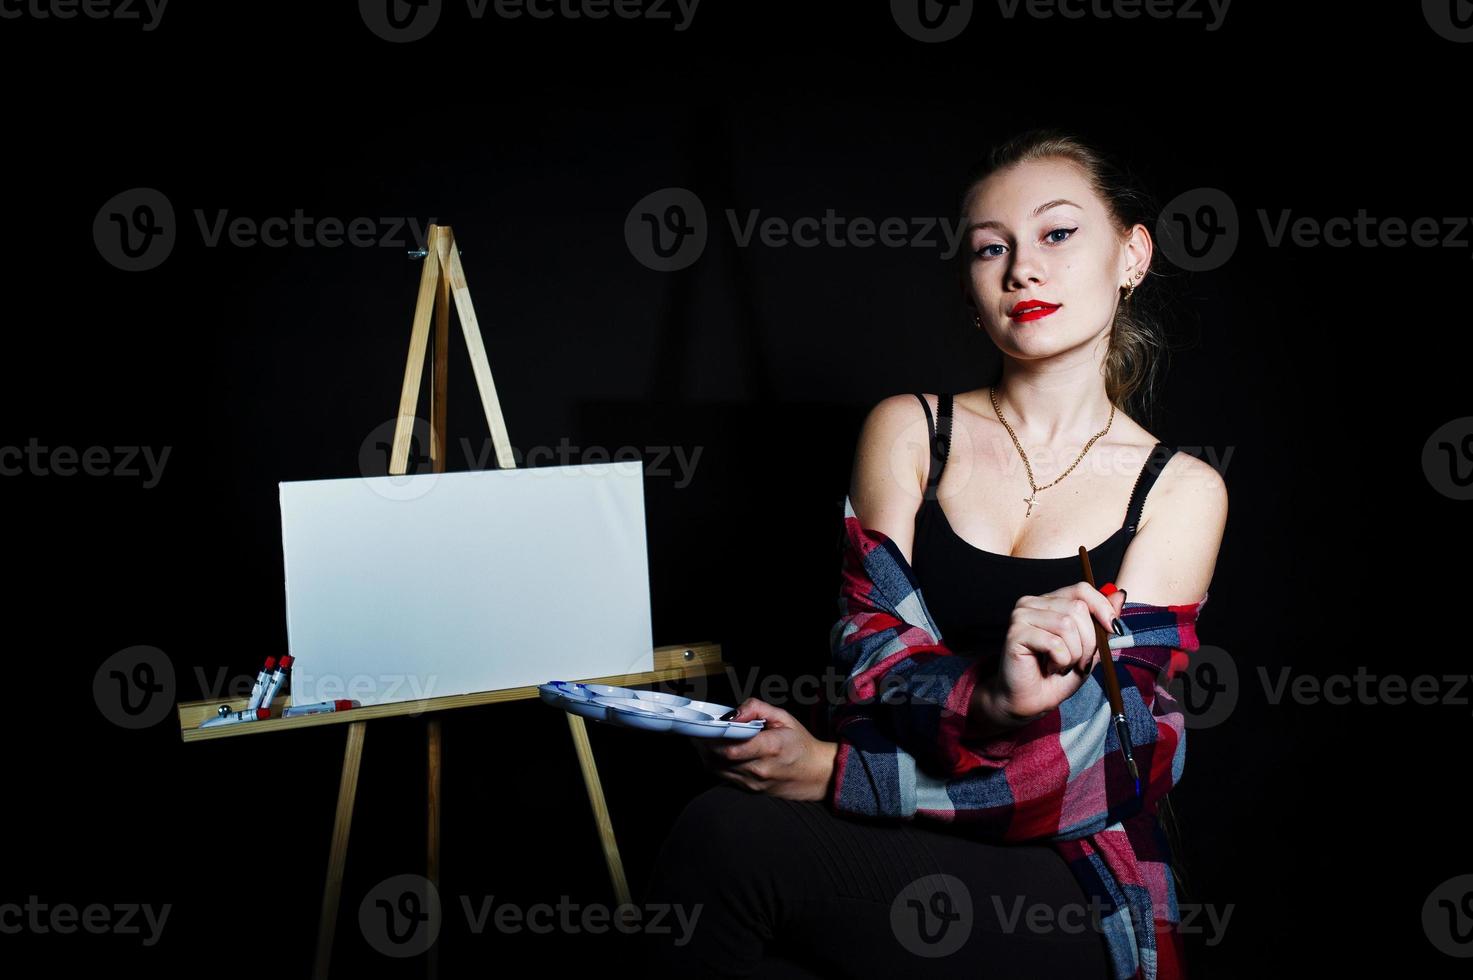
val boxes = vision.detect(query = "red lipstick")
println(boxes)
[1009,300,1060,322]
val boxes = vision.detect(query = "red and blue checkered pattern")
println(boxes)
[828,495,1209,979]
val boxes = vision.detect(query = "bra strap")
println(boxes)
[912,393,952,500]
[938,392,954,463]
[1123,442,1175,533]
[914,392,936,445]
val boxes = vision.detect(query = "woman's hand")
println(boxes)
[979,582,1127,727]
[688,698,839,802]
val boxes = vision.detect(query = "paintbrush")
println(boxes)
[1078,546,1140,800]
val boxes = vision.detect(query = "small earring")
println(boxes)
[1123,272,1141,302]
[973,312,982,329]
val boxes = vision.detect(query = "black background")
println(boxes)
[5,2,1471,977]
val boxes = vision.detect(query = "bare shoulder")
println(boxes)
[1152,450,1229,524]
[846,393,936,563]
[1118,447,1228,607]
[855,392,936,489]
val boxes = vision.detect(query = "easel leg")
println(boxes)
[314,720,367,980]
[426,717,442,980]
[564,713,631,907]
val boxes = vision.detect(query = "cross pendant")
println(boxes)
[1023,492,1036,517]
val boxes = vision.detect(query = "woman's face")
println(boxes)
[963,156,1142,360]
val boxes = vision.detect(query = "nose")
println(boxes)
[1005,251,1047,291]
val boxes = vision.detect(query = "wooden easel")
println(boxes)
[176,224,729,978]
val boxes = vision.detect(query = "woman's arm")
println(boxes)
[1114,450,1228,610]
[844,393,933,566]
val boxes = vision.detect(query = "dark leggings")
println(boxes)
[637,783,1114,979]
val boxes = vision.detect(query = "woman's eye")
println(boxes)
[974,227,1076,258]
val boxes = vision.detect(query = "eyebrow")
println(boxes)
[967,198,1083,234]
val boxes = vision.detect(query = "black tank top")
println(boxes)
[911,392,1176,658]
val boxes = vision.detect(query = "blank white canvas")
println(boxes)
[278,460,655,708]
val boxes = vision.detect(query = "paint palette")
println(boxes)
[538,681,765,740]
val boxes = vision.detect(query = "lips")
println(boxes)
[1009,301,1060,322]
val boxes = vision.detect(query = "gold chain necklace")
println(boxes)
[988,385,1115,518]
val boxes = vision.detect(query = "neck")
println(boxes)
[991,360,1115,447]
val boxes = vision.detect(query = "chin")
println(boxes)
[1007,331,1084,356]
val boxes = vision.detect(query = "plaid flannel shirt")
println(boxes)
[827,495,1208,980]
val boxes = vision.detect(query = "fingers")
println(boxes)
[1042,583,1119,638]
[1063,597,1099,673]
[730,697,793,728]
[709,729,780,766]
[727,697,762,724]
[706,734,779,793]
[1016,597,1084,668]
[717,733,767,762]
[1019,623,1073,673]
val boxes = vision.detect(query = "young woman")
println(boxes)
[640,128,1228,979]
